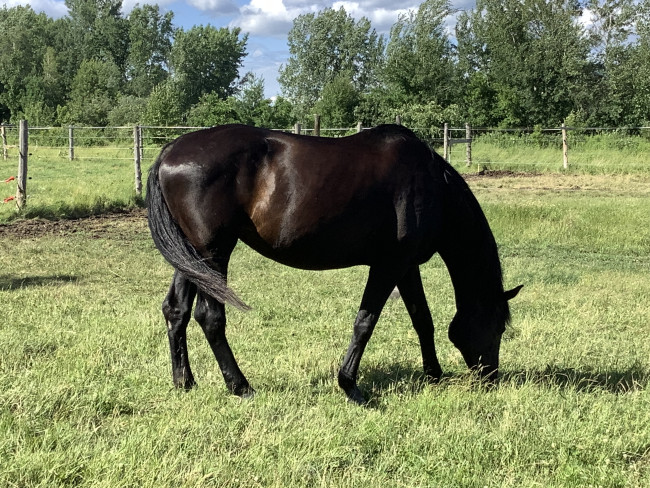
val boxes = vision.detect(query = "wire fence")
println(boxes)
[1,122,649,217]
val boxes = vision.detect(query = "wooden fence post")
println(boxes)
[1,124,8,160]
[133,125,142,197]
[294,123,301,135]
[69,125,75,161]
[313,115,320,136]
[562,123,569,169]
[466,123,472,167]
[443,123,449,162]
[16,120,28,209]
[139,125,144,163]
[356,122,363,133]
[395,115,402,125]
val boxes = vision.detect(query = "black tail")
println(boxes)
[146,145,250,310]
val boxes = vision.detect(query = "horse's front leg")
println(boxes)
[162,271,197,389]
[397,266,443,382]
[338,266,403,405]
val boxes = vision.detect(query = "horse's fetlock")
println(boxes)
[338,371,356,391]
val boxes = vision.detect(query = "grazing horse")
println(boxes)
[146,124,522,404]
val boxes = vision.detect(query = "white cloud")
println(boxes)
[578,8,594,29]
[234,0,299,38]
[3,0,68,18]
[187,0,239,15]
[233,0,425,38]
[333,1,417,33]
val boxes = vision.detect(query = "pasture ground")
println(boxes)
[1,173,649,487]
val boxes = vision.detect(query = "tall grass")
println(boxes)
[1,174,649,486]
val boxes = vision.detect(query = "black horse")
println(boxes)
[146,124,521,404]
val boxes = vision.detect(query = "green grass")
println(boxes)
[1,174,649,486]
[0,141,159,223]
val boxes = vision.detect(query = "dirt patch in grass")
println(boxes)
[463,169,540,180]
[0,208,147,240]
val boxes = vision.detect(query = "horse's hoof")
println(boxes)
[424,368,443,384]
[173,376,196,391]
[345,386,368,406]
[234,385,256,401]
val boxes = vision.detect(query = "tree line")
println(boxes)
[1,0,649,131]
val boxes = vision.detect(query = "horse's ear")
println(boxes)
[504,284,523,301]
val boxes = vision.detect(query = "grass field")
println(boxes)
[1,169,649,486]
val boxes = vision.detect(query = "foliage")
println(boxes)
[1,1,650,130]
[170,25,248,108]
[107,95,148,126]
[143,80,185,127]
[457,0,590,127]
[185,76,296,129]
[313,72,361,128]
[383,0,457,107]
[0,6,54,121]
[234,73,274,127]
[0,4,249,128]
[125,4,174,98]
[279,7,385,121]
[64,59,123,126]
[399,101,463,130]
[186,93,239,127]
[63,0,128,72]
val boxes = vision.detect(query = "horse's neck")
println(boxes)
[437,193,504,309]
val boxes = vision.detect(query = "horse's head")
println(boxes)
[448,285,523,381]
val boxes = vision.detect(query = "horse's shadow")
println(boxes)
[321,361,649,407]
[501,366,649,394]
[0,274,79,290]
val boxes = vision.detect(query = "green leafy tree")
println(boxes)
[631,0,650,124]
[107,95,147,126]
[65,59,122,125]
[266,96,295,129]
[314,72,361,128]
[144,79,186,127]
[0,6,53,121]
[125,4,174,97]
[457,0,589,127]
[170,26,248,109]
[455,12,499,127]
[279,7,385,121]
[234,73,272,126]
[577,0,639,125]
[383,0,457,107]
[186,93,239,127]
[63,0,128,69]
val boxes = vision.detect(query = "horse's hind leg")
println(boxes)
[338,265,402,405]
[397,266,443,382]
[162,271,198,389]
[194,290,254,398]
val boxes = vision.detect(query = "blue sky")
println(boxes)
[4,0,477,97]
